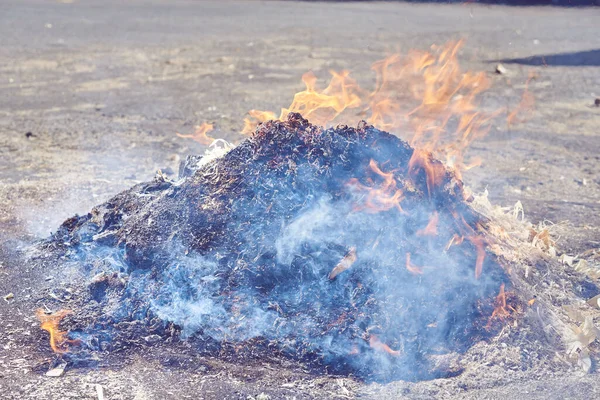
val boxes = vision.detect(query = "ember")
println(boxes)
[486,283,519,330]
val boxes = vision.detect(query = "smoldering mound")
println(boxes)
[41,113,510,382]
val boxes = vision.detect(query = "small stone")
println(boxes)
[495,64,507,75]
[143,334,161,344]
[3,293,14,302]
[594,98,600,107]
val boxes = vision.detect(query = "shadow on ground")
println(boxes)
[305,0,600,7]
[496,49,600,66]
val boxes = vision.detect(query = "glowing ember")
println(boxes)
[486,284,518,330]
[35,309,77,353]
[369,335,401,357]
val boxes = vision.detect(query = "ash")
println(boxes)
[44,113,508,382]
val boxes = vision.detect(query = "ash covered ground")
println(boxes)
[1,1,600,399]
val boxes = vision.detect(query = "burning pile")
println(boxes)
[34,41,599,382]
[41,113,515,381]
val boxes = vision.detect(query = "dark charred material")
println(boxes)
[44,113,508,382]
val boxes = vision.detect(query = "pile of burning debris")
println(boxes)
[32,41,600,383]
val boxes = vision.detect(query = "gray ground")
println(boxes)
[1,0,599,398]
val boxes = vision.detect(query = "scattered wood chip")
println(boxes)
[95,384,105,400]
[337,379,351,396]
[566,316,598,373]
[560,254,575,267]
[573,259,600,280]
[587,294,600,309]
[563,304,586,323]
[578,348,592,373]
[46,363,67,377]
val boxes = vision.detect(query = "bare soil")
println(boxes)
[1,1,600,398]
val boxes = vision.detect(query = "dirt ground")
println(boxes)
[1,0,600,398]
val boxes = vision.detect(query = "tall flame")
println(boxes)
[242,40,515,183]
[243,70,361,134]
[186,41,532,191]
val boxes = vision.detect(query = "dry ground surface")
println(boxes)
[1,0,599,399]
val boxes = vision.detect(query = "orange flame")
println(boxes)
[507,72,536,127]
[445,233,464,251]
[347,160,405,214]
[176,122,215,145]
[408,149,447,197]
[243,40,510,182]
[405,252,424,275]
[369,335,401,357]
[486,283,517,330]
[416,211,439,236]
[469,236,486,280]
[243,110,277,134]
[243,70,361,134]
[36,309,78,353]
